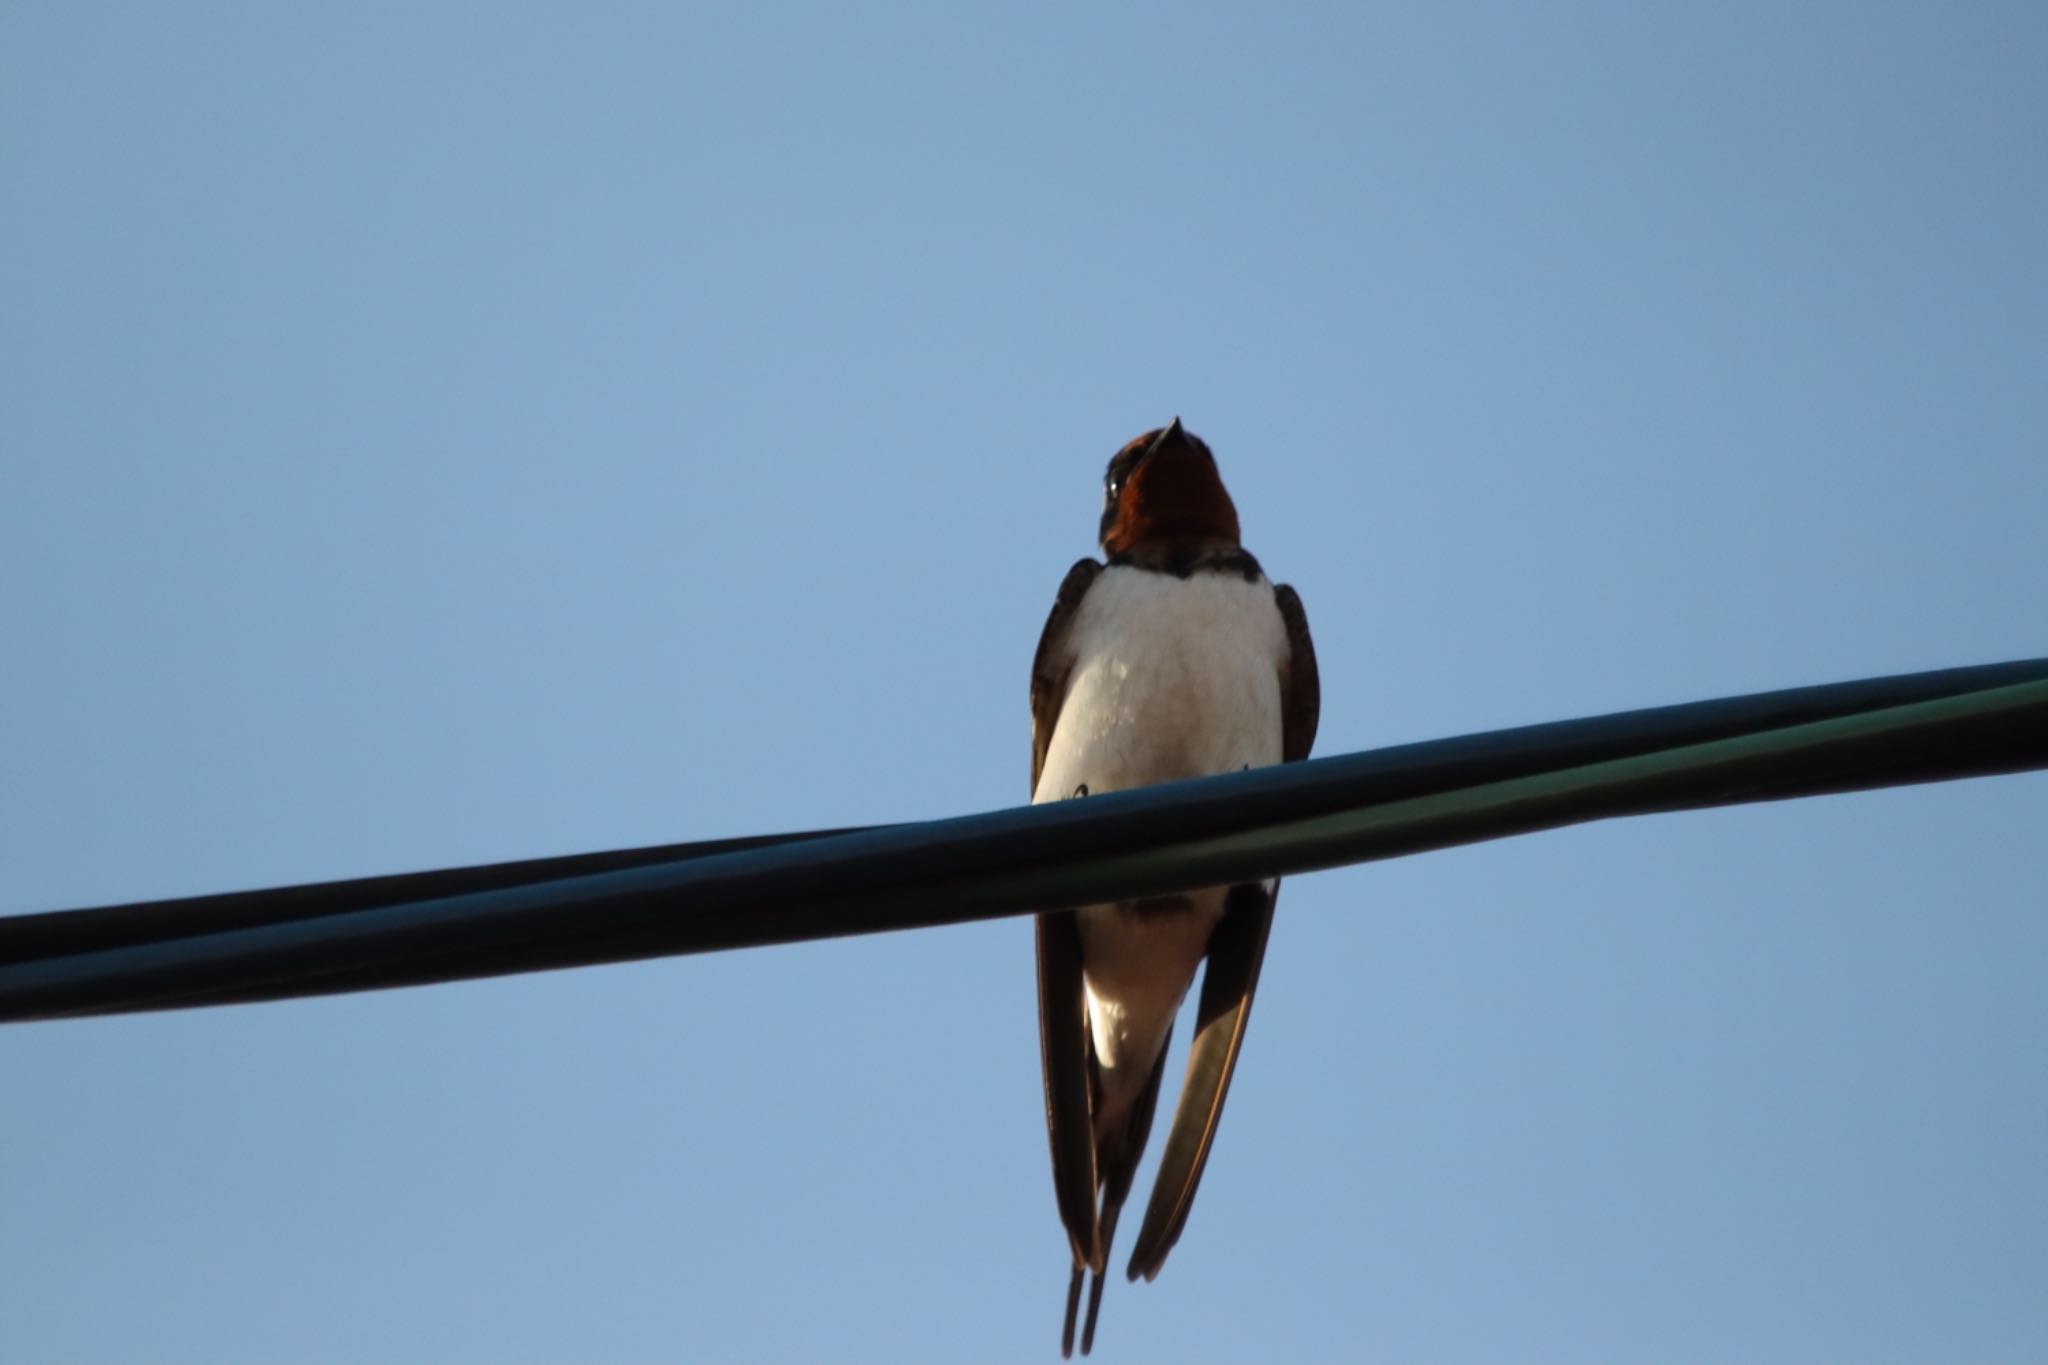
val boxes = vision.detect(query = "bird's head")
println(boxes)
[1097,419,1240,558]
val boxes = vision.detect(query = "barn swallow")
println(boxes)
[1030,419,1320,1355]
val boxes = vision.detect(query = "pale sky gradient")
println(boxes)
[4,3,2045,1361]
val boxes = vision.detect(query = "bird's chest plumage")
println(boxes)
[1033,566,1287,805]
[1032,565,1288,1100]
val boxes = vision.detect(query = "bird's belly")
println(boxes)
[1031,656,1282,804]
[1074,890,1229,1111]
[1030,568,1286,1114]
[1030,573,1286,806]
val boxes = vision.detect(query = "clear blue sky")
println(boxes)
[4,3,2044,1361]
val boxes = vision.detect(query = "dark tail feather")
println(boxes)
[1075,1028,1171,1355]
[1061,1264,1084,1358]
[1081,1266,1108,1355]
[1054,981,1177,1356]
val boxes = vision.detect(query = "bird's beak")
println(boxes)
[1141,417,1186,464]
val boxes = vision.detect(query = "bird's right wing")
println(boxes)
[1031,559,1103,795]
[1030,558,1106,1302]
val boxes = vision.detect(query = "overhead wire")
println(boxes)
[2,658,2044,1024]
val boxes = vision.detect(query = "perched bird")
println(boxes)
[1030,420,1320,1355]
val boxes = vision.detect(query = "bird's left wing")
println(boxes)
[1125,581,1320,1281]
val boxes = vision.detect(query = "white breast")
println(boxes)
[1033,566,1288,806]
[1032,565,1289,1119]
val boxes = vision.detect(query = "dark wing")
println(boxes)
[1039,911,1100,1357]
[1037,912,1099,1264]
[1125,884,1274,1280]
[1274,583,1320,763]
[1031,559,1103,795]
[1124,582,1320,1281]
[1030,558,1106,1351]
